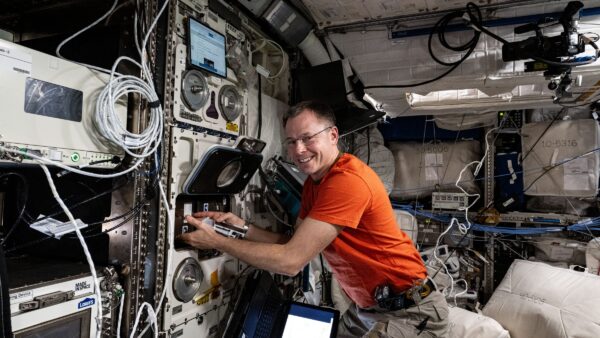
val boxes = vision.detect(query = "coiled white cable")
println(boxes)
[94,61,163,159]
[53,0,167,170]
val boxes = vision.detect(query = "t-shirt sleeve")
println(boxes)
[306,171,371,228]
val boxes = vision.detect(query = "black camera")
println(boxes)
[502,1,584,65]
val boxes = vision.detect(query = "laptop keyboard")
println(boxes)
[254,293,282,338]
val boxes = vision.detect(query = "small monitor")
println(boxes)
[296,60,347,107]
[187,17,227,78]
[281,302,339,338]
[295,60,386,136]
[13,308,91,338]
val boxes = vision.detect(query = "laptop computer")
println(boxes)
[273,157,306,197]
[224,270,339,338]
[295,60,385,136]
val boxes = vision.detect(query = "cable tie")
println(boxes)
[148,100,161,108]
[462,13,481,32]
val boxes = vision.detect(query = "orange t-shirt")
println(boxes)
[299,153,426,308]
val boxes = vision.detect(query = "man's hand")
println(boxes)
[178,215,224,250]
[192,211,245,227]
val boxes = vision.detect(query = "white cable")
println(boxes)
[94,59,163,159]
[453,127,497,232]
[0,144,143,179]
[453,279,468,307]
[432,218,457,299]
[0,0,171,178]
[39,164,103,338]
[251,38,288,79]
[55,0,119,75]
[429,128,497,299]
[53,0,168,171]
[93,0,168,158]
[129,302,158,338]
[117,292,125,338]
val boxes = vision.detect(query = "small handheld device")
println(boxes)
[202,217,247,239]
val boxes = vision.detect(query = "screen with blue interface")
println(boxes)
[188,18,226,77]
[281,303,337,338]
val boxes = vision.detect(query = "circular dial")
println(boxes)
[172,258,203,302]
[181,70,209,111]
[218,85,243,122]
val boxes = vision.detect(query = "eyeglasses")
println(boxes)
[283,126,334,148]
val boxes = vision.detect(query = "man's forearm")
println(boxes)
[246,222,290,244]
[215,237,300,276]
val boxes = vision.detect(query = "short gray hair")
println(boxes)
[283,101,336,128]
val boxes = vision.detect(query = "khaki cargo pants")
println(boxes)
[337,290,449,338]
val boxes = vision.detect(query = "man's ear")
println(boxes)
[330,126,339,143]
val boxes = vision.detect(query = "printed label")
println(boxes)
[549,246,574,261]
[564,157,591,191]
[77,297,95,309]
[541,139,577,148]
[424,153,443,181]
[226,122,239,132]
[9,290,33,305]
[74,280,91,292]
[0,42,32,75]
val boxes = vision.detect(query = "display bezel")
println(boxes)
[13,308,91,338]
[187,17,227,78]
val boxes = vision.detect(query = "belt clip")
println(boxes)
[406,280,431,304]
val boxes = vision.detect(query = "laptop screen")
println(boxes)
[224,270,339,338]
[281,302,339,338]
[296,60,348,108]
[295,60,386,136]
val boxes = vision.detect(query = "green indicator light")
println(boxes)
[71,153,80,162]
[20,148,31,160]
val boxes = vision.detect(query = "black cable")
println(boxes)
[360,2,596,92]
[557,97,600,108]
[583,32,600,42]
[366,127,371,165]
[217,265,252,337]
[0,243,13,337]
[258,75,263,140]
[79,211,138,239]
[69,199,146,237]
[520,108,565,163]
[522,145,600,194]
[4,198,146,252]
[363,2,486,91]
[318,253,333,307]
[0,173,29,246]
[5,235,53,254]
[29,175,129,225]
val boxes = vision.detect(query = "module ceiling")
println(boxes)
[299,0,552,30]
[0,0,117,39]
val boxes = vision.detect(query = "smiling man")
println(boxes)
[180,101,448,337]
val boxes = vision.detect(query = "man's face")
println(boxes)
[284,109,339,180]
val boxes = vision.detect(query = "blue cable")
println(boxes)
[391,203,588,235]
